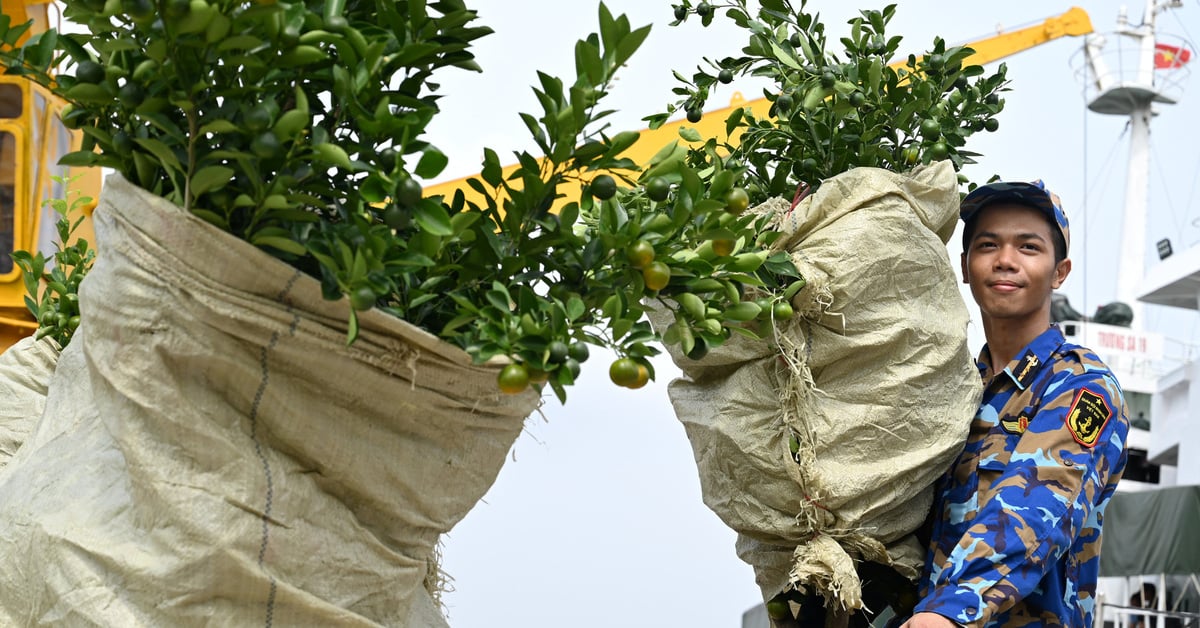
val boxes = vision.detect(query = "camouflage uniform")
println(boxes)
[914,325,1129,626]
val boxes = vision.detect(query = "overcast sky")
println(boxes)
[427,2,1200,627]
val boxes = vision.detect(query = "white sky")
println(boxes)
[426,2,1200,627]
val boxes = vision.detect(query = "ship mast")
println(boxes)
[1083,0,1184,329]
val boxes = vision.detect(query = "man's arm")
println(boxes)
[900,612,958,628]
[911,371,1127,624]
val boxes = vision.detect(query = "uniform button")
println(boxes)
[966,608,977,616]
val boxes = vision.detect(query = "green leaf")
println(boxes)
[191,209,230,230]
[548,377,567,404]
[253,235,308,256]
[678,127,702,142]
[519,112,549,153]
[769,40,804,70]
[217,35,266,51]
[485,290,510,312]
[466,177,489,199]
[724,301,761,322]
[614,24,651,68]
[729,325,765,341]
[346,310,359,346]
[0,18,31,49]
[782,278,808,300]
[709,170,735,196]
[793,33,818,63]
[190,165,235,197]
[313,143,353,170]
[133,137,184,173]
[449,211,481,234]
[868,58,883,93]
[644,112,669,130]
[140,112,187,144]
[64,83,112,105]
[351,249,367,279]
[481,148,503,186]
[663,323,680,345]
[28,30,57,69]
[612,317,633,341]
[441,313,476,335]
[678,321,695,356]
[607,130,639,155]
[413,198,453,236]
[698,228,737,241]
[566,296,585,321]
[57,151,100,167]
[559,202,579,228]
[199,120,240,134]
[393,252,436,267]
[833,80,857,95]
[600,293,620,319]
[725,108,744,136]
[642,141,687,179]
[95,37,141,54]
[574,38,604,85]
[450,293,481,314]
[260,194,289,210]
[409,293,439,309]
[57,33,89,63]
[414,147,449,179]
[573,141,606,162]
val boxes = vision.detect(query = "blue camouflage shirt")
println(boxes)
[915,325,1129,626]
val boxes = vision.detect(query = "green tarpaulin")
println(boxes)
[1101,485,1200,577]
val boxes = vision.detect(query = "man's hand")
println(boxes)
[900,612,958,628]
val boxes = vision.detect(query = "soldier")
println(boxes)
[899,181,1130,627]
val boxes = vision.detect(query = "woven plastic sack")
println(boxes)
[0,174,539,626]
[0,335,59,471]
[659,161,982,610]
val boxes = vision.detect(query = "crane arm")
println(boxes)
[958,7,1094,66]
[424,7,1095,207]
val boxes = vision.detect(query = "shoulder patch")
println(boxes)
[1066,388,1112,447]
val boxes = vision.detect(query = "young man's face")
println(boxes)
[961,202,1071,325]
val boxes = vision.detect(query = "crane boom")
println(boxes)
[423,7,1095,209]
[960,7,1094,66]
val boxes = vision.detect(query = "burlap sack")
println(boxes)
[0,335,59,471]
[661,161,982,610]
[0,174,539,626]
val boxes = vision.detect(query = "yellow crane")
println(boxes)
[0,6,1093,352]
[0,0,101,351]
[423,7,1094,214]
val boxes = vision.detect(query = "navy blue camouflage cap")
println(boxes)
[960,180,1070,254]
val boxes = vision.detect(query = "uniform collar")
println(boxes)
[976,325,1066,390]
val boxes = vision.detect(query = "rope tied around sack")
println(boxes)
[762,197,883,612]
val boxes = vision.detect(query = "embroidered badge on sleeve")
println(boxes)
[1066,388,1112,447]
[1001,412,1031,435]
